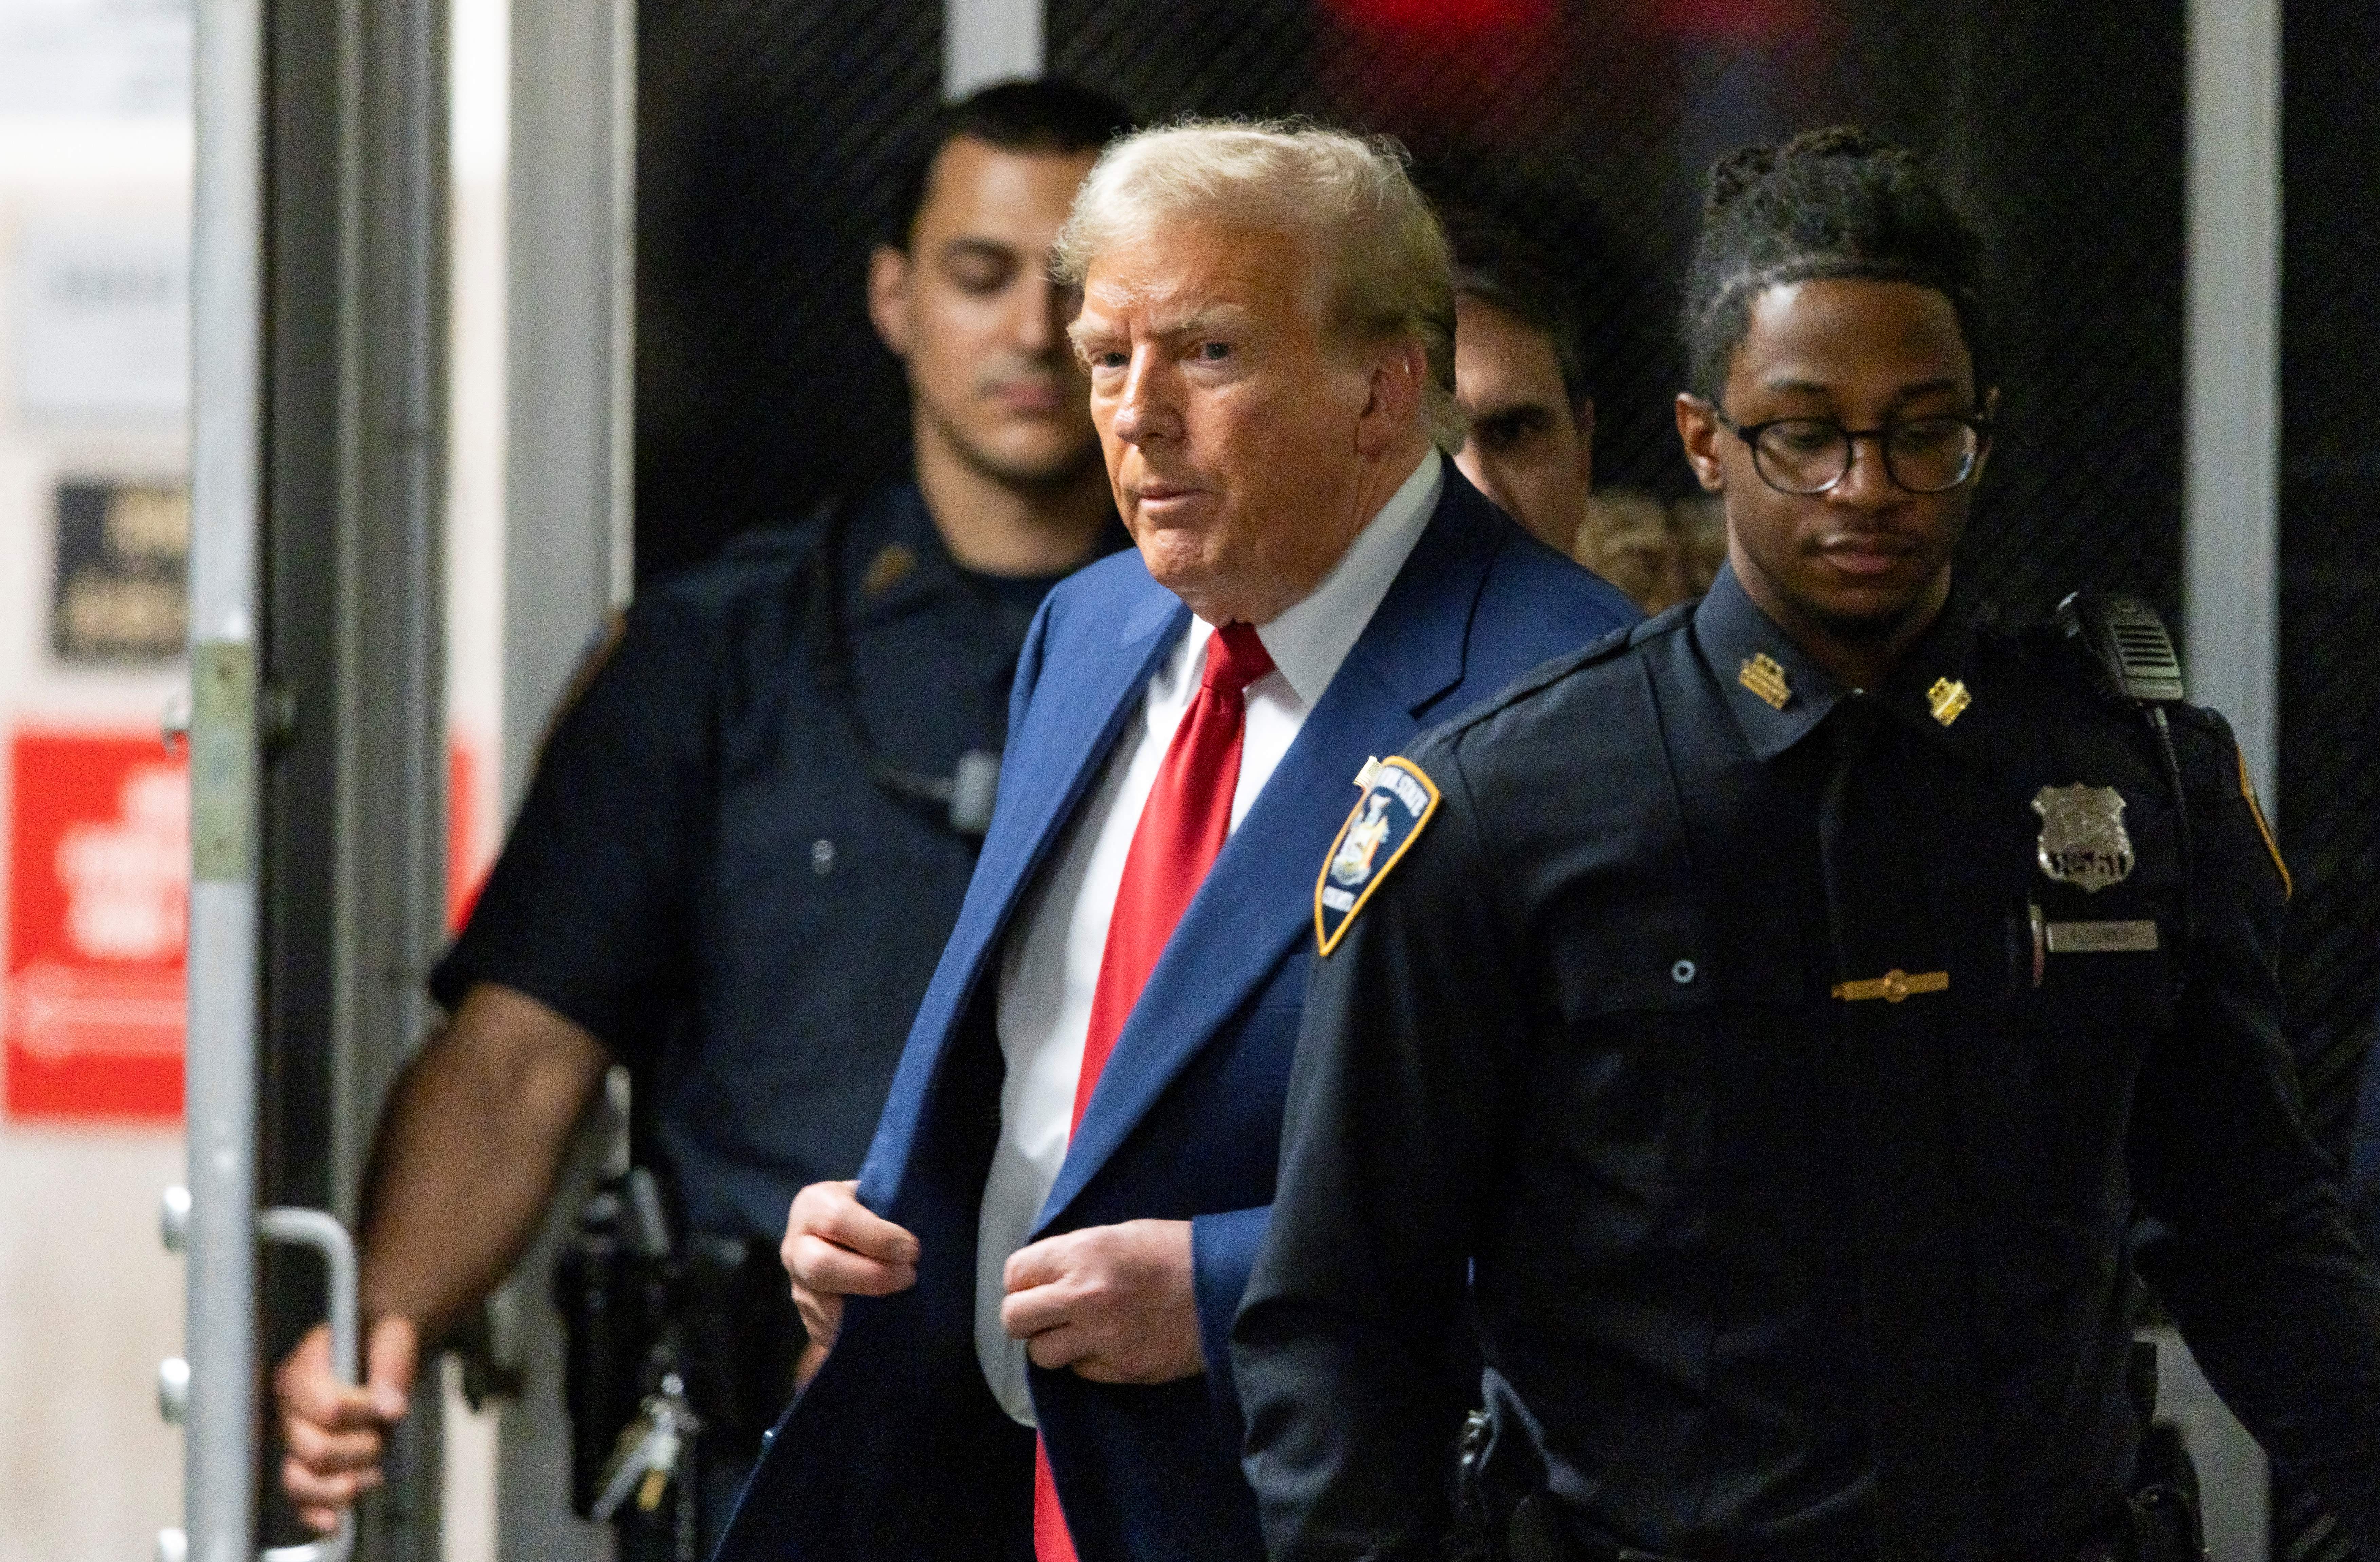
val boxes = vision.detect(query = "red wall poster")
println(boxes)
[5,731,486,1123]
[6,731,188,1120]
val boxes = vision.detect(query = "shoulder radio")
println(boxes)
[2053,590,2194,958]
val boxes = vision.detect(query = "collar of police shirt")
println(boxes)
[974,447,1446,1426]
[1695,559,1978,763]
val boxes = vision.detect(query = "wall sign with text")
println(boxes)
[4,731,487,1122]
[52,480,188,662]
[6,732,187,1121]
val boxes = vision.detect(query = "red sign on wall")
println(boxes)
[6,731,188,1121]
[6,730,485,1122]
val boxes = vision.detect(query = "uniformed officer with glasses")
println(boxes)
[1234,128,2380,1562]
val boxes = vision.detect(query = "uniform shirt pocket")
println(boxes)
[1531,886,1804,1197]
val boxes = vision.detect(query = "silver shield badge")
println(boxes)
[2032,784,2134,893]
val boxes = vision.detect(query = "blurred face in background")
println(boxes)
[1453,293,1593,552]
[870,135,1104,489]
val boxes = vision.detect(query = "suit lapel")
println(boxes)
[863,571,1186,1214]
[1040,478,1502,1226]
[989,582,1189,919]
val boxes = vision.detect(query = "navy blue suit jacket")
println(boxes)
[714,470,1639,1562]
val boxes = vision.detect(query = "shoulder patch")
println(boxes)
[1315,756,1440,957]
[2235,742,2291,898]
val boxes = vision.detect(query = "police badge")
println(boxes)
[2032,784,2134,893]
[1315,756,1439,956]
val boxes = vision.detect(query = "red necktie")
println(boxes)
[1034,621,1275,1562]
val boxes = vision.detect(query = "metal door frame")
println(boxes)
[175,0,451,1557]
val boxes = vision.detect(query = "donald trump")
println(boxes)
[717,120,1638,1562]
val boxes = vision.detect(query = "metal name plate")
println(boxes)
[2044,919,2159,955]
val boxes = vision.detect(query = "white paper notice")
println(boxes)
[13,218,189,417]
[0,0,191,119]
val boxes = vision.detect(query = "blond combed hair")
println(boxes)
[1053,117,1466,450]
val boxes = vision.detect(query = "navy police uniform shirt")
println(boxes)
[1236,563,2380,1562]
[431,482,1117,1239]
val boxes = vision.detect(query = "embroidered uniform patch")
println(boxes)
[1315,756,1440,957]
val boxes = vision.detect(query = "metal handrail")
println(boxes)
[256,1210,359,1562]
[158,1198,359,1562]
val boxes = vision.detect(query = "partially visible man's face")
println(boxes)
[869,136,1102,487]
[1453,294,1592,552]
[1677,277,1992,650]
[1072,223,1410,625]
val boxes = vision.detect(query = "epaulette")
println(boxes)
[1428,599,1689,745]
[712,497,837,567]
[1315,604,1683,954]
[1531,597,1690,683]
[2003,612,2152,715]
[2005,617,2087,684]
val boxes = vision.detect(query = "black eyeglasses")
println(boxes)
[1710,406,1992,496]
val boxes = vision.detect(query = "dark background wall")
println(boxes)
[2278,2,2380,1546]
[2280,0,2380,1153]
[636,0,942,582]
[635,0,2191,632]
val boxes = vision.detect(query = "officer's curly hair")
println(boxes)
[1681,126,1993,401]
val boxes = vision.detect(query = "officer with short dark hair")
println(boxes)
[1235,127,2380,1562]
[271,77,1134,1553]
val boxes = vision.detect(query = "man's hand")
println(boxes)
[272,981,608,1526]
[999,1219,1204,1384]
[780,1179,921,1379]
[273,1315,420,1533]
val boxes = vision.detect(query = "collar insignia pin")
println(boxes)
[2033,784,2134,893]
[861,543,918,597]
[1926,677,1972,727]
[1739,652,1792,711]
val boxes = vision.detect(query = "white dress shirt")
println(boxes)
[973,449,1445,1424]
